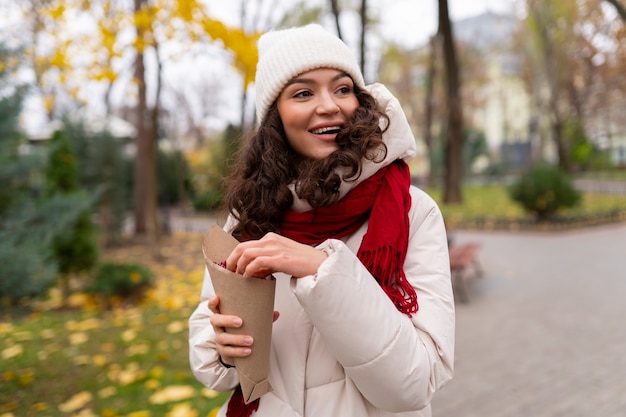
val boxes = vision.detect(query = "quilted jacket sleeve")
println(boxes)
[292,187,455,412]
[188,268,240,391]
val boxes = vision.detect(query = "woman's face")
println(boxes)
[277,68,359,160]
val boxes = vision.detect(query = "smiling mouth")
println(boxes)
[310,126,341,135]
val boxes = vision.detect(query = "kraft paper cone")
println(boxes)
[202,225,276,404]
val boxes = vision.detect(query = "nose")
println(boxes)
[315,91,340,114]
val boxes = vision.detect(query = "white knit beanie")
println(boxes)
[255,24,365,123]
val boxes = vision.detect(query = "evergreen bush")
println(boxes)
[508,164,581,220]
[87,262,153,303]
[44,131,99,302]
[62,118,132,245]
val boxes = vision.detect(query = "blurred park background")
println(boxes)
[1,0,626,416]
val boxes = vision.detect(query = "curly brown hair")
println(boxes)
[223,84,389,241]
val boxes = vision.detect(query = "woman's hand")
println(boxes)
[208,295,280,367]
[226,232,328,279]
[208,295,252,367]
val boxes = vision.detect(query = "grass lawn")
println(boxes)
[427,184,626,230]
[1,231,230,417]
[2,183,625,417]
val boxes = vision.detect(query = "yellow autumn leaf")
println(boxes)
[31,402,48,411]
[46,4,66,20]
[148,385,196,404]
[200,388,219,399]
[98,386,117,399]
[127,410,151,417]
[73,409,98,417]
[108,363,145,386]
[70,332,89,345]
[121,329,136,342]
[2,344,23,359]
[19,370,34,387]
[174,0,199,22]
[100,409,117,417]
[166,321,185,334]
[150,366,164,378]
[0,322,14,334]
[166,402,198,417]
[58,391,92,413]
[41,328,55,339]
[73,355,91,365]
[92,354,108,367]
[126,343,149,356]
[145,378,161,390]
[42,95,55,114]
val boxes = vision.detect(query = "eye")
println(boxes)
[293,90,313,98]
[336,85,353,95]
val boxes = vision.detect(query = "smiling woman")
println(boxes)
[277,69,360,160]
[189,24,455,417]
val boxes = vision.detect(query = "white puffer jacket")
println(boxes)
[189,84,455,417]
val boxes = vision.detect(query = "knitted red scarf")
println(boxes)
[226,159,418,417]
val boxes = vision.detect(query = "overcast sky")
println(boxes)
[11,0,521,134]
[205,0,520,48]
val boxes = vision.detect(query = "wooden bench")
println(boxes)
[448,242,483,303]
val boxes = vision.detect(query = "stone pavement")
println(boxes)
[432,224,626,417]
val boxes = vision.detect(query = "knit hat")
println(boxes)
[255,24,365,123]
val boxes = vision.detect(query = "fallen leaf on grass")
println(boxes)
[58,391,92,413]
[200,388,219,399]
[166,321,185,334]
[98,386,117,399]
[107,362,145,385]
[121,329,137,342]
[2,344,23,359]
[69,332,89,345]
[0,322,14,334]
[165,402,198,417]
[149,385,196,404]
[125,343,149,356]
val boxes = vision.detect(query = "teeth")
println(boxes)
[311,126,341,134]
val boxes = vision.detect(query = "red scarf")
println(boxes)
[227,159,418,417]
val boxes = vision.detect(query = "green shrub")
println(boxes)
[508,164,581,220]
[87,262,153,303]
[192,189,223,212]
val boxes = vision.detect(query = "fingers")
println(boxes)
[207,295,220,314]
[215,332,254,360]
[208,299,253,363]
[226,233,327,278]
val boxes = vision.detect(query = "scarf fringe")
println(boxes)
[226,386,259,417]
[359,246,418,316]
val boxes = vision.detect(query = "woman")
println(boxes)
[189,24,455,417]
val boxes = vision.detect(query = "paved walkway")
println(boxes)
[432,224,626,417]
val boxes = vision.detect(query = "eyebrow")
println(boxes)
[284,72,351,87]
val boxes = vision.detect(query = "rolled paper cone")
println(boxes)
[202,225,276,403]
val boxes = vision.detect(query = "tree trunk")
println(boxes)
[424,34,439,186]
[529,0,571,172]
[438,0,464,203]
[359,0,367,77]
[330,0,343,40]
[133,0,158,239]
